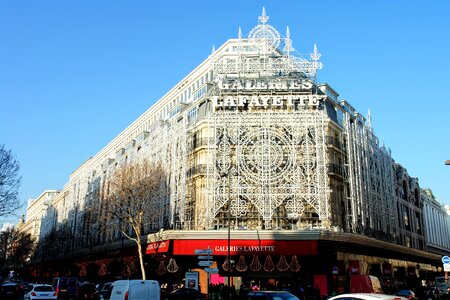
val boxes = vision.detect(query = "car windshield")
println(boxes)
[35,286,53,292]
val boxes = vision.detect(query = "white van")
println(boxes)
[109,280,160,300]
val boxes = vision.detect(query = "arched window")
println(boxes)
[402,180,408,200]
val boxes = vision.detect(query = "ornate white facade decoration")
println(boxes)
[203,9,331,229]
[206,111,330,229]
[213,7,323,78]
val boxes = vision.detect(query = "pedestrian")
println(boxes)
[252,282,260,291]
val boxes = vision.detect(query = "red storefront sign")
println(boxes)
[172,239,317,256]
[146,240,170,254]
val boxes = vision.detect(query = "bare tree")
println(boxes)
[100,159,165,279]
[0,144,22,218]
[0,226,35,274]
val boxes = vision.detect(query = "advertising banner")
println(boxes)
[185,271,199,290]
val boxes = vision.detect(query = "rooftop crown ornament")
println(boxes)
[248,7,281,52]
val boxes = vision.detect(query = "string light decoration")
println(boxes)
[122,265,131,277]
[121,257,137,276]
[76,262,88,277]
[276,255,290,271]
[289,255,301,272]
[222,256,233,272]
[96,259,112,276]
[98,263,107,276]
[167,258,179,273]
[235,255,248,272]
[263,255,275,272]
[250,255,262,271]
[156,260,167,275]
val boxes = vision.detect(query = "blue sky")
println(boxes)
[1,1,449,224]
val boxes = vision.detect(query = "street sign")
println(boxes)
[205,267,219,273]
[198,255,213,260]
[195,249,213,255]
[444,264,450,272]
[198,260,213,267]
[442,256,450,264]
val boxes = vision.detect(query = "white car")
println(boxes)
[329,293,409,300]
[24,284,57,300]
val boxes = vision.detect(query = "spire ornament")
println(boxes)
[283,26,294,54]
[259,6,269,24]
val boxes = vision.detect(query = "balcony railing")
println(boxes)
[187,164,207,177]
[187,138,209,151]
[327,163,344,177]
[326,136,341,150]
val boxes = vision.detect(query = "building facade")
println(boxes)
[422,189,450,255]
[19,190,59,243]
[21,8,449,295]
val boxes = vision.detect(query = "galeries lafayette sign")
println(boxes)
[173,239,317,256]
[211,94,326,110]
[211,78,326,110]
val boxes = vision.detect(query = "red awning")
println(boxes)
[172,239,317,256]
[146,240,170,254]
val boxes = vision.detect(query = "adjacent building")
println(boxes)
[422,189,450,256]
[19,190,59,242]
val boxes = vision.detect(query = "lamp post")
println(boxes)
[445,160,449,284]
[221,170,232,300]
[228,195,232,300]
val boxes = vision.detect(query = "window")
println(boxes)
[405,236,411,248]
[402,180,408,200]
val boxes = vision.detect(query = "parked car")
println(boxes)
[162,287,206,300]
[328,293,409,300]
[24,284,57,300]
[78,283,96,300]
[94,282,113,300]
[109,280,160,300]
[395,290,416,300]
[245,291,299,300]
[1,282,21,300]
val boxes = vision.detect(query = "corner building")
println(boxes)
[34,9,444,295]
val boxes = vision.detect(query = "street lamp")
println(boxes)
[220,170,233,300]
[445,160,449,283]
